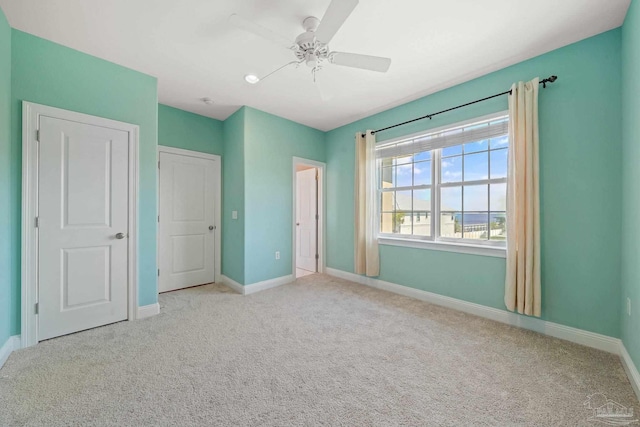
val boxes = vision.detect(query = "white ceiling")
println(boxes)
[0,0,631,131]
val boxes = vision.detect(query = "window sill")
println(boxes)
[378,237,506,258]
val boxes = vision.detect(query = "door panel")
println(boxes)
[172,234,205,273]
[62,246,111,309]
[296,168,317,272]
[159,152,216,292]
[38,116,129,341]
[64,138,112,227]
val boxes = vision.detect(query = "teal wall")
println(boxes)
[8,29,159,338]
[244,107,325,284]
[0,6,12,345]
[158,104,223,155]
[222,108,246,284]
[326,29,623,337]
[622,0,640,371]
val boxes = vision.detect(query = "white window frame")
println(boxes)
[376,111,508,258]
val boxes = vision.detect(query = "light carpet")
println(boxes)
[0,274,637,426]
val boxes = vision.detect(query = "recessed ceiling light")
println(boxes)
[244,74,260,84]
[201,97,214,105]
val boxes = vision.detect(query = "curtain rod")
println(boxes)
[362,75,558,137]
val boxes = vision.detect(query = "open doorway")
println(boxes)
[293,158,325,278]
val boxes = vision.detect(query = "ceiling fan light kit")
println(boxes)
[231,0,391,88]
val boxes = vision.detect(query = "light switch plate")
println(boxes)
[232,210,238,220]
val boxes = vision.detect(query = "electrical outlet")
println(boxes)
[627,297,632,317]
[275,251,280,260]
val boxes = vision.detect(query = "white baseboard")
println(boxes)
[221,275,244,294]
[136,303,160,319]
[620,343,640,401]
[0,335,21,370]
[244,274,294,295]
[325,267,620,354]
[221,274,294,295]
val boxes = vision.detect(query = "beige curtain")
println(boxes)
[505,78,541,317]
[354,131,380,277]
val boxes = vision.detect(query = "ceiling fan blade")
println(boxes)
[314,0,359,45]
[331,52,391,72]
[228,14,293,49]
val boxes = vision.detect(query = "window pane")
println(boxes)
[413,189,431,211]
[380,191,395,213]
[490,135,508,149]
[441,186,462,211]
[464,185,488,211]
[463,152,488,181]
[462,213,489,240]
[440,212,460,238]
[396,212,411,235]
[490,148,508,179]
[414,151,431,161]
[442,145,462,157]
[395,190,412,212]
[380,212,396,234]
[396,164,412,187]
[490,212,507,241]
[490,183,506,211]
[394,155,413,166]
[412,212,431,237]
[381,157,394,168]
[441,155,462,183]
[414,161,432,186]
[381,166,394,188]
[464,139,488,154]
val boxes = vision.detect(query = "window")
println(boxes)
[377,112,508,249]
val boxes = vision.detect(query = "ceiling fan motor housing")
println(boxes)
[295,17,330,68]
[295,31,317,51]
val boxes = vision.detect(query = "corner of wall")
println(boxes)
[621,0,640,375]
[221,107,246,285]
[0,3,13,346]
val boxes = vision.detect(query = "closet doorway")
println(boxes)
[293,157,325,278]
[158,146,221,293]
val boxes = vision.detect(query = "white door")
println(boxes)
[159,152,216,293]
[38,116,130,341]
[296,168,317,272]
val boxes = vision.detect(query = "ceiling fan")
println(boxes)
[229,0,392,86]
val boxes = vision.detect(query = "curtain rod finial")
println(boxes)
[541,75,558,88]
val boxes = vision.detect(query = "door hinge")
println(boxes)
[315,214,319,220]
[158,160,160,169]
[315,254,319,260]
[157,269,160,277]
[35,302,39,315]
[157,215,160,222]
[34,217,39,228]
[36,129,40,142]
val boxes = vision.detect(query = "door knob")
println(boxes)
[296,223,300,226]
[115,232,126,240]
[209,225,214,231]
